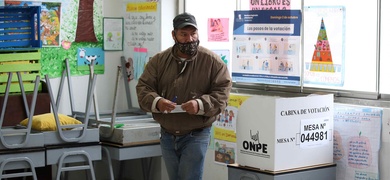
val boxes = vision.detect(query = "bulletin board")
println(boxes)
[122,0,161,80]
[3,0,104,78]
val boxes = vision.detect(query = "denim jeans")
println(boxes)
[160,127,211,180]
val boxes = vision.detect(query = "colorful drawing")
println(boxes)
[214,140,236,165]
[40,2,61,47]
[77,47,104,68]
[208,18,229,42]
[310,18,335,72]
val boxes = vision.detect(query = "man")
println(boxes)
[136,12,232,180]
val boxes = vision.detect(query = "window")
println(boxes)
[185,0,387,100]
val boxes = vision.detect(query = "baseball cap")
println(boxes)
[173,12,197,29]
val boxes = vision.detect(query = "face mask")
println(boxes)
[175,40,199,56]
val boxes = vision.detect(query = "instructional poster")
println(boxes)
[123,0,161,80]
[232,10,302,86]
[303,6,346,87]
[334,104,382,180]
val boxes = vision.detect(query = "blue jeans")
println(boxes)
[160,127,211,180]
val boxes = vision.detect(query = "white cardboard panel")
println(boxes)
[237,94,334,171]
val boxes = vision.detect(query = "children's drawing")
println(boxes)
[77,47,104,67]
[40,2,61,47]
[310,18,335,72]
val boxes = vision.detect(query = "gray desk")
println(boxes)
[102,142,161,160]
[101,142,162,180]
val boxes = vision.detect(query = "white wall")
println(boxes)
[50,0,175,179]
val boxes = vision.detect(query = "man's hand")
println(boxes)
[181,100,199,115]
[157,98,176,113]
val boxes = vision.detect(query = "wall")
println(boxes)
[49,0,174,179]
[52,0,175,114]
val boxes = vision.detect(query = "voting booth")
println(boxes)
[236,94,334,171]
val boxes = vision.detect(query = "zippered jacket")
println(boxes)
[136,45,232,135]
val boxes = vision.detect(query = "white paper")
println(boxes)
[171,105,185,113]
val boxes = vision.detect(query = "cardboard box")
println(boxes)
[236,94,334,171]
[99,118,160,146]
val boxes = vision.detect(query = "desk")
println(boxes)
[101,142,162,180]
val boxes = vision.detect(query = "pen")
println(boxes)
[171,96,177,103]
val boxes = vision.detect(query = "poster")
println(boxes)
[334,104,382,180]
[123,1,161,80]
[214,139,236,165]
[103,17,123,51]
[40,2,61,47]
[232,10,302,86]
[208,18,229,42]
[77,47,105,73]
[303,6,346,87]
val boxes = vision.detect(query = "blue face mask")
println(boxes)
[175,40,199,56]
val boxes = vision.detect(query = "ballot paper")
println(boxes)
[171,105,185,113]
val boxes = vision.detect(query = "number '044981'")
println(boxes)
[300,131,328,143]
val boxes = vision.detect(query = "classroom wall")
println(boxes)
[49,0,174,179]
[51,0,176,115]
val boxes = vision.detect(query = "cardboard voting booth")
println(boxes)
[236,94,334,171]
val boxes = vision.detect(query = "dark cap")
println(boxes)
[173,12,197,29]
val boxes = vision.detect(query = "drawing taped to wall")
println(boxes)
[303,6,345,87]
[333,104,382,180]
[214,139,236,165]
[212,49,231,75]
[208,18,229,42]
[40,2,61,47]
[77,47,105,73]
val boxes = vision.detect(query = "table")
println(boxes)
[101,142,162,180]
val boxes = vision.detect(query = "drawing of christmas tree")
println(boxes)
[311,18,335,72]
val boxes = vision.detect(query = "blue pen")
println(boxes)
[171,96,177,102]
